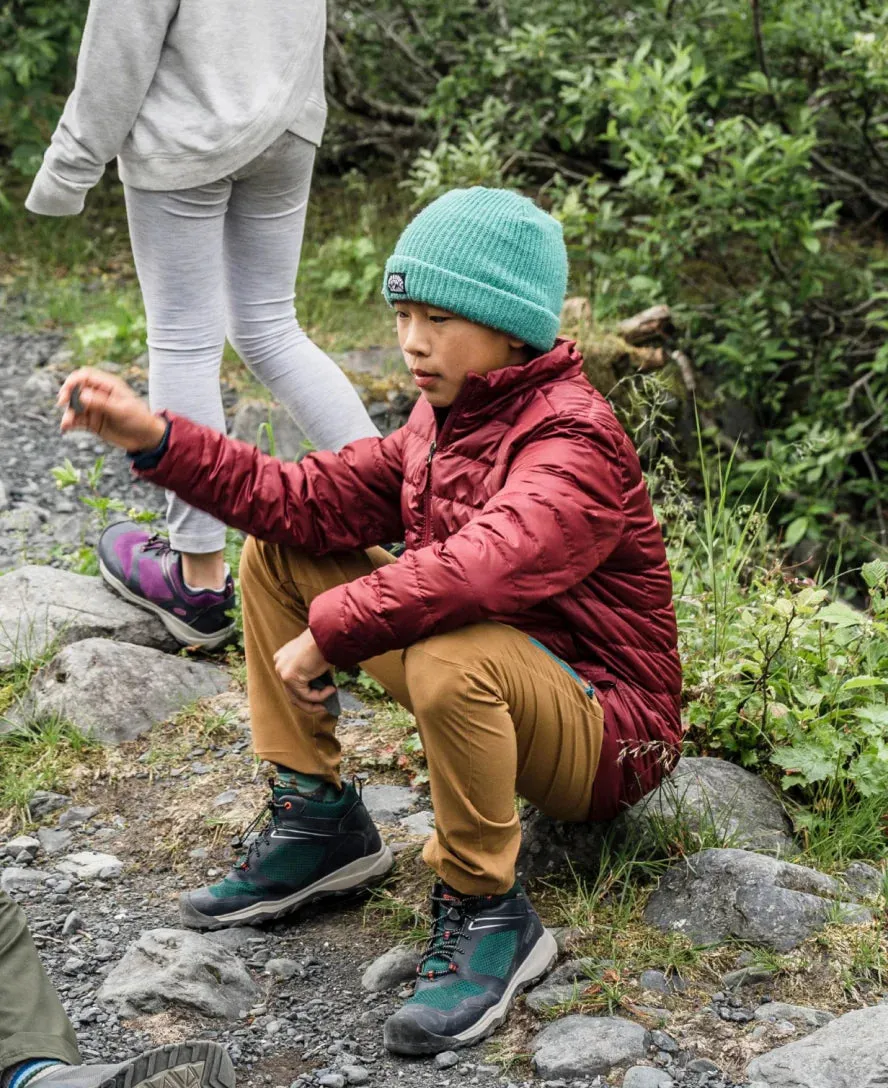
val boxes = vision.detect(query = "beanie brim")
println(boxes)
[383,255,559,352]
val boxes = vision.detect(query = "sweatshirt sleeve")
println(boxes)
[309,419,627,667]
[25,0,180,216]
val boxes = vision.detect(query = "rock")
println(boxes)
[434,1052,459,1069]
[841,861,883,901]
[525,980,585,1013]
[622,1069,674,1088]
[0,566,175,670]
[361,785,418,824]
[265,958,301,979]
[518,757,797,881]
[98,928,259,1018]
[8,639,229,743]
[26,791,70,819]
[361,945,421,992]
[0,868,49,894]
[55,852,123,881]
[753,1002,835,1029]
[57,805,99,829]
[0,479,8,512]
[617,757,795,856]
[36,828,74,856]
[318,1076,345,1088]
[531,1015,649,1078]
[62,910,86,936]
[400,810,435,836]
[212,790,239,807]
[639,969,685,995]
[229,401,309,463]
[746,1005,888,1087]
[205,928,255,952]
[340,1067,369,1086]
[516,808,607,882]
[722,966,774,988]
[5,835,40,859]
[686,1059,721,1074]
[644,849,871,951]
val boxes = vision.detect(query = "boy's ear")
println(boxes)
[508,336,527,350]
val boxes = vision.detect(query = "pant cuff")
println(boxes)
[0,1038,82,1072]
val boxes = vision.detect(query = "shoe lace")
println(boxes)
[142,534,172,555]
[230,778,289,872]
[416,886,497,981]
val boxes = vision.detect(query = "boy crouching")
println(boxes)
[60,186,682,1056]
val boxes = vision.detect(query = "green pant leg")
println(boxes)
[0,890,81,1071]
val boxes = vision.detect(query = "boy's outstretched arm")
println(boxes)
[58,368,406,551]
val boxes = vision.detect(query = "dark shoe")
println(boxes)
[32,1041,234,1088]
[98,521,235,649]
[179,779,393,930]
[383,882,557,1056]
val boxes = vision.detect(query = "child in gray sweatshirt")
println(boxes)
[27,0,379,649]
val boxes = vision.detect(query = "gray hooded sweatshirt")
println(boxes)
[25,0,327,216]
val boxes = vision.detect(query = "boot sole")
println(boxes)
[383,928,559,1057]
[179,844,395,930]
[99,561,235,650]
[93,1041,234,1088]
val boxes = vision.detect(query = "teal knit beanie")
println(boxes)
[383,187,568,352]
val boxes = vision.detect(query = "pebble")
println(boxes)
[61,910,86,936]
[340,1068,370,1086]
[435,1051,459,1069]
[318,1076,346,1088]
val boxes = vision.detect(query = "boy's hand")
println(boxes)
[57,367,167,453]
[274,629,336,715]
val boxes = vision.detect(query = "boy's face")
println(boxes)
[395,302,527,408]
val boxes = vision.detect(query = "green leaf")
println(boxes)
[783,516,808,548]
[840,676,888,692]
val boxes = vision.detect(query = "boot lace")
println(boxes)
[416,886,497,980]
[229,778,289,872]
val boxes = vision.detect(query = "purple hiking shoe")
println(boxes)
[98,521,236,649]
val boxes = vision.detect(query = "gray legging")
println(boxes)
[124,130,379,555]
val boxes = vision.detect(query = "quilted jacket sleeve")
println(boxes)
[134,413,406,551]
[309,418,627,667]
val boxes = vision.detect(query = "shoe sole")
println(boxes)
[178,844,395,930]
[99,561,235,650]
[383,928,559,1057]
[93,1041,234,1088]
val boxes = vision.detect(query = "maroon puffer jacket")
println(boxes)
[139,339,682,819]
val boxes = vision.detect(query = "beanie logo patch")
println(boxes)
[387,271,407,295]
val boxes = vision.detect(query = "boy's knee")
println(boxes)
[404,629,487,717]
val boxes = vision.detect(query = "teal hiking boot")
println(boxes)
[179,779,393,930]
[383,882,558,1055]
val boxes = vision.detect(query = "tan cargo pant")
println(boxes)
[240,537,604,895]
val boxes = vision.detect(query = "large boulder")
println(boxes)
[4,638,229,743]
[746,1005,888,1087]
[617,757,795,856]
[531,1015,649,1078]
[98,928,259,1018]
[0,566,175,670]
[517,757,795,881]
[644,849,871,951]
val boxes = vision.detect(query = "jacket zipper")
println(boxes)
[421,440,437,547]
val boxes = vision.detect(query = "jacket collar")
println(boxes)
[425,338,584,440]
